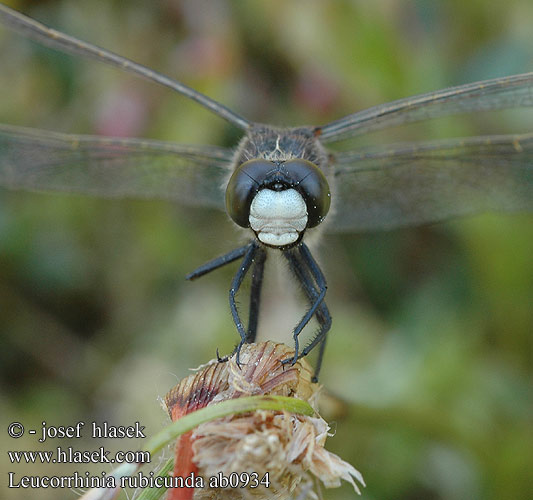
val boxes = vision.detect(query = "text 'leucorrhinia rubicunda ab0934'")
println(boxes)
[0,3,531,380]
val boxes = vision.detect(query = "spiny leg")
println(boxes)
[282,242,330,375]
[284,245,331,381]
[298,301,331,382]
[288,243,327,361]
[295,243,331,360]
[311,330,329,382]
[292,256,331,381]
[186,241,258,363]
[245,246,267,343]
[185,243,252,281]
[228,241,259,366]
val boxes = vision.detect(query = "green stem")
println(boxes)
[144,395,314,455]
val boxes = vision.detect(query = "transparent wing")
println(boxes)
[0,4,249,129]
[0,124,233,210]
[328,133,533,232]
[319,73,533,143]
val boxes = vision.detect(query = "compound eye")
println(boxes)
[285,160,331,227]
[225,160,273,227]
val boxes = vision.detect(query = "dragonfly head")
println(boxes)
[225,159,331,248]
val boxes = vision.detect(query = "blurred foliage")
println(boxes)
[0,0,532,499]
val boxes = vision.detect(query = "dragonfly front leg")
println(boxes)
[284,244,331,381]
[185,243,252,281]
[282,242,330,376]
[186,241,259,364]
[228,241,260,366]
[245,246,267,344]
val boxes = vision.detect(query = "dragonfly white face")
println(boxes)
[249,188,308,246]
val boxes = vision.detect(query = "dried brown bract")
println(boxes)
[164,341,364,500]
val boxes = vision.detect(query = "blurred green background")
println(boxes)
[0,0,532,499]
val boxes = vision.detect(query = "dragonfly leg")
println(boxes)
[297,297,331,382]
[290,251,331,381]
[227,241,259,366]
[245,246,267,343]
[185,243,252,281]
[186,241,259,365]
[311,333,329,382]
[282,242,330,378]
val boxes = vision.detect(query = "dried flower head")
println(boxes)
[164,341,364,499]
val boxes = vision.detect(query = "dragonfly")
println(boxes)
[0,4,532,380]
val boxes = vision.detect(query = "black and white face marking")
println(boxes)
[225,158,331,247]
